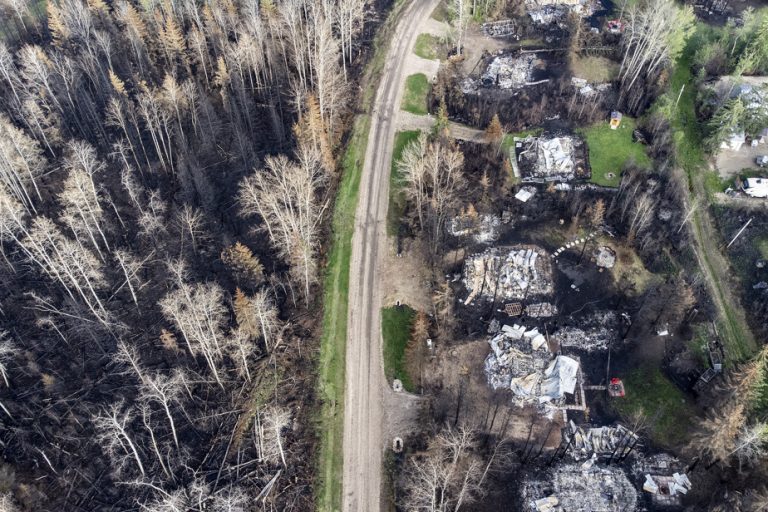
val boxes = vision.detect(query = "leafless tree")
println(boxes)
[0,113,46,213]
[401,425,485,511]
[93,401,146,477]
[0,330,17,388]
[159,281,228,387]
[239,153,326,299]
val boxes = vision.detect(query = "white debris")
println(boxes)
[539,356,579,402]
[594,246,616,269]
[481,54,541,89]
[516,187,536,202]
[463,246,554,304]
[517,135,589,182]
[643,475,659,494]
[448,213,501,243]
[526,302,558,317]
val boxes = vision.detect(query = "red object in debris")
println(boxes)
[607,20,624,34]
[608,377,626,398]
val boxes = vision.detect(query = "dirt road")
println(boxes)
[342,0,440,510]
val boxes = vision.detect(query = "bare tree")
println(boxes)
[401,425,484,512]
[0,113,46,213]
[140,370,186,448]
[159,281,228,387]
[0,331,17,387]
[239,153,326,299]
[93,402,146,477]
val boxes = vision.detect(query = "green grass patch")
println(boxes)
[612,366,696,448]
[414,33,442,60]
[382,305,416,391]
[580,117,651,187]
[688,325,710,367]
[401,73,430,115]
[316,114,367,512]
[702,170,731,198]
[570,55,620,83]
[388,130,421,236]
[431,1,450,22]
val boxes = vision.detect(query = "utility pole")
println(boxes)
[727,217,752,248]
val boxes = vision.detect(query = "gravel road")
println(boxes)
[341,1,440,510]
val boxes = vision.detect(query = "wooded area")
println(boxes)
[0,0,373,509]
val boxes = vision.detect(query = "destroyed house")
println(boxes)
[514,134,590,182]
[522,463,638,512]
[463,246,554,304]
[484,324,583,413]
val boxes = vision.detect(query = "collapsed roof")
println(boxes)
[484,324,581,411]
[463,246,554,304]
[525,0,600,25]
[553,312,619,352]
[564,421,640,461]
[515,135,590,182]
[448,212,501,243]
[522,463,638,512]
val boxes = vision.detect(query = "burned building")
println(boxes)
[525,0,601,25]
[484,324,582,413]
[522,463,638,511]
[513,134,590,182]
[448,212,501,243]
[462,53,548,93]
[552,312,619,352]
[463,246,554,304]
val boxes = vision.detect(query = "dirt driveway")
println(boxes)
[714,143,768,179]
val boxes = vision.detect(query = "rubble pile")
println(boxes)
[564,421,640,461]
[484,324,550,390]
[571,77,611,96]
[484,324,580,410]
[594,246,616,269]
[481,54,539,89]
[554,312,618,351]
[522,463,638,512]
[526,302,558,317]
[463,246,554,304]
[517,135,589,182]
[448,213,501,243]
[633,454,691,507]
[525,0,600,25]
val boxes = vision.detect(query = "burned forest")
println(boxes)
[0,0,380,510]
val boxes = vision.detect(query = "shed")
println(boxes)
[610,111,622,130]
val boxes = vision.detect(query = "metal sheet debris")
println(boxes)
[449,212,501,243]
[522,463,638,511]
[516,135,590,182]
[463,246,554,304]
[553,312,618,351]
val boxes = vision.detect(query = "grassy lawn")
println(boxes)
[388,130,421,236]
[570,55,619,83]
[414,33,442,60]
[431,1,449,22]
[401,73,430,115]
[612,366,696,448]
[580,117,651,187]
[382,305,416,392]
